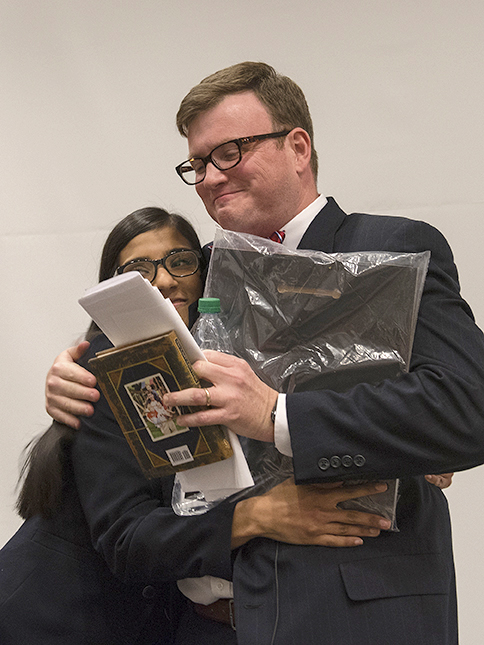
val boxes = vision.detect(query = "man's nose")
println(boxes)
[203,160,228,186]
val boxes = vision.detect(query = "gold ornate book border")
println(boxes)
[89,331,233,479]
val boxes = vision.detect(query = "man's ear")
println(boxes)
[288,127,312,174]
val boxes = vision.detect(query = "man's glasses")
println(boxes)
[175,130,291,185]
[116,249,201,282]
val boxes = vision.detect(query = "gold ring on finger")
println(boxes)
[204,388,212,408]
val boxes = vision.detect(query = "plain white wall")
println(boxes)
[1,1,483,641]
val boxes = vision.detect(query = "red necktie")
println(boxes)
[269,230,285,244]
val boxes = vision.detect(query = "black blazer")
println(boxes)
[0,333,237,645]
[0,469,178,645]
[232,198,484,645]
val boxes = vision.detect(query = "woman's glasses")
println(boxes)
[116,249,201,282]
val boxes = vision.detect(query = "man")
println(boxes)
[46,62,483,644]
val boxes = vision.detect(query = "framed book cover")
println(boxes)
[88,330,233,479]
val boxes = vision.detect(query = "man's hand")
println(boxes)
[164,353,457,489]
[45,341,99,429]
[232,478,392,549]
[163,350,278,442]
[425,473,454,489]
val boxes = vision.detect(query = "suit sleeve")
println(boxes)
[287,218,484,483]
[71,335,235,588]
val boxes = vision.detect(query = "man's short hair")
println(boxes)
[176,61,318,180]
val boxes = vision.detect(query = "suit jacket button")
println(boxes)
[330,456,341,468]
[318,457,330,471]
[142,585,156,600]
[354,454,366,467]
[342,455,353,467]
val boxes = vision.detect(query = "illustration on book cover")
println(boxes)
[124,373,186,441]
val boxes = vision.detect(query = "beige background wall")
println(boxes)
[1,1,483,641]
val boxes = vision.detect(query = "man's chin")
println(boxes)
[212,208,266,236]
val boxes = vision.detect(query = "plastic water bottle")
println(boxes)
[172,297,234,516]
[191,297,233,354]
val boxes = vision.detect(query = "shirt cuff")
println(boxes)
[177,576,233,604]
[273,393,293,457]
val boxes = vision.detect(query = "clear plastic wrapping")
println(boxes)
[205,229,429,395]
[175,228,430,527]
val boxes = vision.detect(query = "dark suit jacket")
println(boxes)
[0,333,237,645]
[231,198,484,645]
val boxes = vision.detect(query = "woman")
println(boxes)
[0,207,206,644]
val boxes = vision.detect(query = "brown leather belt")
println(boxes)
[192,598,236,630]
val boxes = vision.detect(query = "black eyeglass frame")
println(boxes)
[116,249,201,282]
[175,130,291,185]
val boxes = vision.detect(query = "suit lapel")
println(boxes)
[298,197,347,253]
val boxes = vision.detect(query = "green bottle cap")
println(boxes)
[197,297,221,313]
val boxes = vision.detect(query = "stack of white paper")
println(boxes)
[78,272,204,364]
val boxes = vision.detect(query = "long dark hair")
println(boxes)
[17,207,204,520]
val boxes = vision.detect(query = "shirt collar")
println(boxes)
[281,194,327,249]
